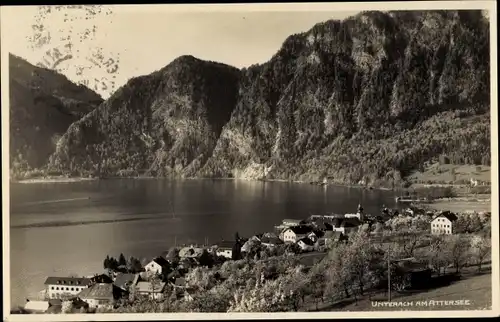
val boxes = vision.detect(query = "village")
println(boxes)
[21,202,491,314]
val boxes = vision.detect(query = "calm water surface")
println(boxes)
[9,179,398,307]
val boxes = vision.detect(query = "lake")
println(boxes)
[8,178,398,307]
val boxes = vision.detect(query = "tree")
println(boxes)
[128,256,143,273]
[445,234,471,273]
[119,253,127,267]
[470,236,491,272]
[232,240,242,260]
[198,250,215,268]
[426,235,449,275]
[61,300,73,314]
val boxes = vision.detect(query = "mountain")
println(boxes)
[49,10,490,187]
[50,55,240,177]
[9,54,103,175]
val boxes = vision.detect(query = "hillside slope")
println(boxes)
[50,10,490,187]
[9,54,103,174]
[50,56,240,177]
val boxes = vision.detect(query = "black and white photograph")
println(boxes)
[1,1,498,320]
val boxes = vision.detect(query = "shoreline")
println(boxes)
[10,174,396,191]
[12,177,98,184]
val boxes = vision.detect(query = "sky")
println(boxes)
[1,5,358,98]
[1,3,493,99]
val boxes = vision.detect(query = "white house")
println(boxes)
[431,212,458,235]
[135,281,166,300]
[344,212,365,222]
[144,257,169,275]
[44,277,91,300]
[297,237,315,252]
[215,241,235,259]
[281,226,314,243]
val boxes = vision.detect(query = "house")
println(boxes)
[44,277,91,300]
[297,237,315,252]
[24,300,50,313]
[178,246,205,259]
[331,217,362,234]
[260,235,284,248]
[431,212,458,235]
[345,212,365,222]
[89,273,113,284]
[215,241,235,259]
[281,225,314,243]
[144,257,170,275]
[77,283,122,309]
[135,281,166,300]
[113,273,139,292]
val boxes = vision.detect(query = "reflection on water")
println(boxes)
[9,179,397,307]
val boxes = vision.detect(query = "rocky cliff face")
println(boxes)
[51,55,240,177]
[9,54,103,170]
[50,10,490,186]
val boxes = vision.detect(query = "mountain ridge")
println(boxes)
[20,10,490,187]
[9,53,103,177]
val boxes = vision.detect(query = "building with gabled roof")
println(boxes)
[144,257,170,275]
[44,277,92,300]
[77,283,123,309]
[431,211,458,235]
[113,273,139,292]
[215,240,235,258]
[135,281,166,300]
[282,225,315,243]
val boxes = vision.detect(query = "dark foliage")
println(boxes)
[9,54,103,175]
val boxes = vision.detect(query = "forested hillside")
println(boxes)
[9,54,103,177]
[46,10,490,187]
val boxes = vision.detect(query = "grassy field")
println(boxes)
[408,163,491,185]
[339,272,492,311]
[425,200,491,213]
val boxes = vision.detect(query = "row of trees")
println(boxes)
[103,254,143,274]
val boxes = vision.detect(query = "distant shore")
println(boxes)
[12,176,97,184]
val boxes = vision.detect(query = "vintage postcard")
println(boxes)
[1,1,498,321]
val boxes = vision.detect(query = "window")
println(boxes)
[51,287,54,290]
[56,287,59,290]
[71,288,74,291]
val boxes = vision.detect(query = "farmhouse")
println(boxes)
[77,283,123,309]
[431,212,458,235]
[215,241,235,259]
[44,277,91,300]
[281,226,314,243]
[144,257,169,275]
[135,281,166,300]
